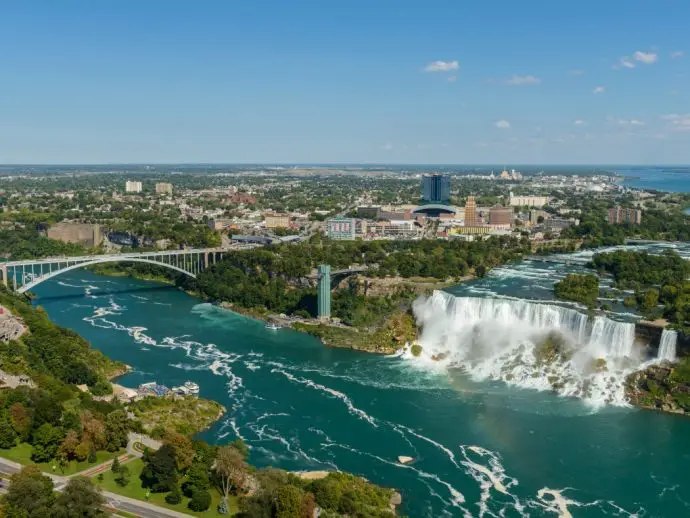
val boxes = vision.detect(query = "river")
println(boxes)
[30,245,690,518]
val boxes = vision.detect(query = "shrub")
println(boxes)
[165,486,182,505]
[188,489,212,512]
[410,344,423,357]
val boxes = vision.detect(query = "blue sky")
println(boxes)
[1,0,689,164]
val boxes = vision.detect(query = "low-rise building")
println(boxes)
[488,205,513,227]
[208,218,233,231]
[509,193,549,208]
[264,212,290,229]
[47,222,103,247]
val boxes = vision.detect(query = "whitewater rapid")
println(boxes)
[411,291,650,407]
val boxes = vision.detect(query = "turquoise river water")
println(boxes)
[30,246,690,518]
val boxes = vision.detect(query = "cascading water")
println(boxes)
[658,329,678,362]
[411,291,644,406]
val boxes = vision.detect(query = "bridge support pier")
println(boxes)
[0,265,6,287]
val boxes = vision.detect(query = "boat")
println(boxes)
[265,323,281,330]
[183,381,200,394]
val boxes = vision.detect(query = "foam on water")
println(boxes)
[412,292,644,406]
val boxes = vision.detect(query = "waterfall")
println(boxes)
[658,329,678,362]
[411,291,643,407]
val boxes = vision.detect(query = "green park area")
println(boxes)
[92,457,238,517]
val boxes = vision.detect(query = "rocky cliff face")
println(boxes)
[625,360,690,415]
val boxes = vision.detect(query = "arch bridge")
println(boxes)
[0,247,243,294]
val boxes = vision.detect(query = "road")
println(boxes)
[0,457,189,518]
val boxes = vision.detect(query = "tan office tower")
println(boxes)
[464,196,477,226]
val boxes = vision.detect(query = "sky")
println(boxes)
[1,0,690,165]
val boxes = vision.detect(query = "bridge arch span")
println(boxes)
[17,257,196,294]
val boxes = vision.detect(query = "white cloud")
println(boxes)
[617,119,645,126]
[424,60,459,72]
[573,119,587,126]
[661,113,690,131]
[506,75,541,85]
[633,51,658,64]
[619,57,636,69]
[614,51,658,70]
[592,86,605,94]
[671,50,684,59]
[495,119,511,129]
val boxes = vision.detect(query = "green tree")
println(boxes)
[0,418,18,449]
[115,465,130,487]
[183,462,210,497]
[31,423,65,463]
[188,489,212,512]
[87,444,98,464]
[3,465,55,517]
[273,484,303,518]
[52,476,106,518]
[140,444,178,493]
[104,410,129,452]
[111,456,121,474]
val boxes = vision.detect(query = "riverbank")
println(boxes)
[625,359,690,415]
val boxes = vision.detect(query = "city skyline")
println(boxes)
[2,1,690,164]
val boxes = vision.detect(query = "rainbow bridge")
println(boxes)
[0,247,251,294]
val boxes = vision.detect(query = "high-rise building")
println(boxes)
[608,206,642,225]
[125,181,142,193]
[421,174,451,204]
[155,182,173,195]
[464,196,477,226]
[489,206,513,227]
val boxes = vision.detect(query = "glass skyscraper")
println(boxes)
[421,174,451,204]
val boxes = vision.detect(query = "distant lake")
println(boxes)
[617,167,690,192]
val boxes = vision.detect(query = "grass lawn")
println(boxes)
[0,443,125,476]
[92,458,238,517]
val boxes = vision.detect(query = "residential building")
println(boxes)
[264,212,290,229]
[155,182,173,195]
[47,222,102,247]
[489,205,513,227]
[464,196,478,226]
[509,193,549,208]
[421,174,451,203]
[125,180,143,193]
[608,206,642,225]
[327,217,357,240]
